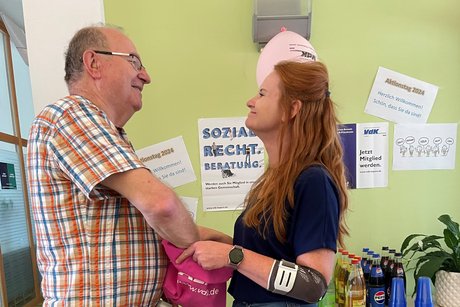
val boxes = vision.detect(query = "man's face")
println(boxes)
[100,29,151,121]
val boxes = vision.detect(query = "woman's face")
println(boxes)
[245,71,285,137]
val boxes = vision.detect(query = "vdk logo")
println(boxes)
[364,129,379,135]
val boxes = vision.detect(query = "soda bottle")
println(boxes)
[338,250,350,307]
[368,253,385,306]
[380,246,389,272]
[348,253,356,279]
[354,256,364,291]
[387,249,396,272]
[388,252,406,302]
[361,248,369,269]
[384,249,396,304]
[345,258,366,307]
[334,247,344,299]
[363,250,373,307]
[363,250,373,283]
[334,248,345,305]
[344,253,356,291]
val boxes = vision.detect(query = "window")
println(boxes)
[0,20,41,307]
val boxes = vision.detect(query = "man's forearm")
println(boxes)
[199,226,233,244]
[146,203,199,248]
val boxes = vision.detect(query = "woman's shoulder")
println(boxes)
[295,165,338,191]
[297,165,331,181]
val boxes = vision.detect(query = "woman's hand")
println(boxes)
[175,240,233,270]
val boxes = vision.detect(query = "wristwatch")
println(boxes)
[228,245,244,269]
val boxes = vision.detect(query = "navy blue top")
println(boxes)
[228,166,340,304]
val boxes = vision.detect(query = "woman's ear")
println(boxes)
[290,99,302,119]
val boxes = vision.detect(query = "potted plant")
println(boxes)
[401,214,460,306]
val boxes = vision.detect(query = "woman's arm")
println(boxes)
[295,248,335,284]
[176,241,333,293]
[237,247,334,289]
[239,247,331,303]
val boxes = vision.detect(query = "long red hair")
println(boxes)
[243,61,349,247]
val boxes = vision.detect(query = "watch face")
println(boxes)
[229,246,244,265]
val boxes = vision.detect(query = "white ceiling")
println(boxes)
[0,0,24,30]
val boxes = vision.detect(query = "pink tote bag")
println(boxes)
[162,240,233,307]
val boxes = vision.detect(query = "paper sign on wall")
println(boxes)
[198,117,265,211]
[338,122,389,189]
[0,162,17,190]
[136,136,196,188]
[364,67,438,123]
[393,123,457,170]
[180,196,198,221]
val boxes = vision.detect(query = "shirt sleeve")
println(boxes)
[50,104,145,199]
[289,166,340,256]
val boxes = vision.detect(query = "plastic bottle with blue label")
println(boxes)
[368,253,385,306]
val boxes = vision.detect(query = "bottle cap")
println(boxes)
[389,277,406,307]
[414,276,434,307]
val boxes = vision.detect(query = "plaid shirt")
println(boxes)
[27,96,167,306]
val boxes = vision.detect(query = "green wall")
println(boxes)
[105,0,460,295]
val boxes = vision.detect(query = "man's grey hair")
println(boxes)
[64,24,122,86]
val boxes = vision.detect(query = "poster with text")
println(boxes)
[198,117,265,211]
[364,67,438,123]
[393,123,457,170]
[180,196,198,221]
[136,136,196,188]
[0,162,17,190]
[338,122,389,189]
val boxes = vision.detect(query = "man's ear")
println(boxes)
[81,50,101,79]
[290,99,302,119]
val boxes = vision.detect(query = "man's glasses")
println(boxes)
[93,50,145,71]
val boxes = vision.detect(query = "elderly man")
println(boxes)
[27,25,199,306]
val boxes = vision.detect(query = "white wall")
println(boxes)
[22,0,105,114]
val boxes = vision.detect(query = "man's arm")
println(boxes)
[198,226,233,244]
[102,168,199,248]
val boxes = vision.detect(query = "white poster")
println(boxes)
[338,122,389,189]
[393,124,457,170]
[198,117,265,211]
[180,196,198,221]
[136,136,196,188]
[364,67,438,123]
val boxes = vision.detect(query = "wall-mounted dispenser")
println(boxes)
[253,0,312,50]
